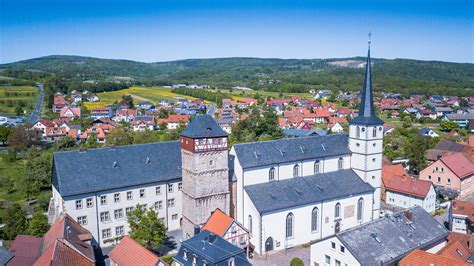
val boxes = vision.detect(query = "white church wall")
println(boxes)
[310,236,361,266]
[243,191,262,253]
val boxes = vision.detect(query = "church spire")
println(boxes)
[350,32,383,125]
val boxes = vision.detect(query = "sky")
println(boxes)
[0,0,473,64]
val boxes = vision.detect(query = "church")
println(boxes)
[50,41,384,255]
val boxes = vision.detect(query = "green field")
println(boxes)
[0,86,37,116]
[83,86,204,110]
[214,89,313,101]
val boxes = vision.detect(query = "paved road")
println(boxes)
[28,83,44,124]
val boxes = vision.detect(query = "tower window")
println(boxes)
[372,158,376,162]
[314,161,320,174]
[338,158,344,170]
[335,203,341,218]
[209,160,214,166]
[356,126,360,138]
[372,127,377,138]
[248,215,253,233]
[311,207,319,232]
[293,164,299,177]
[286,213,294,238]
[269,167,276,181]
[357,198,364,221]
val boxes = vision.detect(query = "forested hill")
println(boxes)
[1,55,473,96]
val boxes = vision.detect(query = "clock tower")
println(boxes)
[180,115,230,239]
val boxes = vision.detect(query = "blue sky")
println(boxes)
[0,0,472,63]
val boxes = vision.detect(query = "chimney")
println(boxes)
[208,233,217,243]
[194,226,201,235]
[404,210,413,221]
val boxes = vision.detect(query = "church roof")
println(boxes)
[244,169,373,214]
[350,40,383,126]
[233,134,351,169]
[53,141,182,197]
[180,114,228,138]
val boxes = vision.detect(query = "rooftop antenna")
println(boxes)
[368,31,372,48]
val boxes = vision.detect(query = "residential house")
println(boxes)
[416,109,437,120]
[425,139,473,164]
[434,106,453,118]
[310,207,448,266]
[32,119,57,137]
[400,249,471,266]
[329,122,344,133]
[86,95,99,102]
[418,127,439,138]
[419,152,474,198]
[173,230,251,266]
[136,101,155,110]
[8,215,95,265]
[90,107,113,119]
[108,236,160,266]
[113,108,137,123]
[80,124,115,143]
[201,208,250,252]
[328,117,347,133]
[449,200,474,234]
[384,175,436,213]
[157,114,189,130]
[59,106,81,119]
[314,109,330,123]
[444,113,474,128]
[314,90,333,100]
[52,95,67,112]
[383,124,395,136]
[336,108,351,117]
[132,116,155,131]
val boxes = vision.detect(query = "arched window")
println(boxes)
[314,160,320,174]
[269,167,276,181]
[311,207,319,232]
[338,157,344,170]
[286,213,294,238]
[248,215,253,234]
[293,164,299,177]
[372,127,377,138]
[356,126,360,138]
[357,198,364,221]
[335,203,341,218]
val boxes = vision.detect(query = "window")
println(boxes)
[325,255,331,264]
[139,189,145,198]
[331,242,336,249]
[178,182,183,191]
[335,203,341,218]
[139,204,147,210]
[311,207,319,232]
[100,211,110,222]
[155,186,161,195]
[172,214,178,220]
[127,191,133,200]
[86,198,93,208]
[209,160,214,166]
[155,201,163,210]
[356,126,360,138]
[100,195,107,205]
[372,127,377,138]
[338,157,344,170]
[125,207,134,214]
[286,213,294,238]
[357,198,364,221]
[168,198,175,208]
[168,184,174,193]
[228,258,234,266]
[340,246,345,253]
[115,226,124,236]
[293,164,299,177]
[336,259,341,266]
[114,209,124,219]
[203,260,208,266]
[428,175,431,180]
[114,193,120,203]
[437,177,441,183]
[183,250,188,260]
[77,216,87,225]
[75,200,83,209]
[192,255,197,266]
[102,228,111,239]
[447,178,451,185]
[269,167,276,181]
[248,215,253,234]
[314,161,320,174]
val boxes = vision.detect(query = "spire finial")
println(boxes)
[368,31,372,47]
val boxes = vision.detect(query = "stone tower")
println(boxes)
[180,115,230,239]
[349,37,384,219]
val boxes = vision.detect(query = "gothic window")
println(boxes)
[269,167,276,181]
[357,198,364,221]
[356,126,360,138]
[314,161,320,174]
[286,213,294,238]
[372,127,377,138]
[293,164,299,177]
[311,207,319,232]
[248,215,253,234]
[335,203,341,218]
[338,158,344,170]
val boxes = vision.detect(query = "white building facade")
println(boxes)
[386,185,436,213]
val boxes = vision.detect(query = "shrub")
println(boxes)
[290,257,304,266]
[161,255,173,264]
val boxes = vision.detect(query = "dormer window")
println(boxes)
[293,164,299,177]
[183,250,188,260]
[269,167,276,181]
[192,255,197,266]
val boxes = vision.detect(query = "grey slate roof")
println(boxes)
[244,169,374,214]
[0,246,13,265]
[283,129,327,137]
[174,230,251,266]
[349,44,384,126]
[337,206,448,265]
[233,134,351,169]
[181,114,228,138]
[53,141,182,197]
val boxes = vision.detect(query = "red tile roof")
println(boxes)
[451,200,474,221]
[35,119,56,127]
[108,236,159,266]
[314,109,330,118]
[59,107,81,118]
[382,163,406,184]
[440,152,474,179]
[201,208,234,237]
[437,239,471,262]
[400,249,470,266]
[34,239,94,266]
[384,175,433,198]
[446,232,474,253]
[8,235,43,266]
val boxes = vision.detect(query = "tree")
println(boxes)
[107,128,133,146]
[290,257,304,266]
[20,150,52,199]
[158,122,168,131]
[121,95,134,108]
[27,212,50,237]
[440,120,458,132]
[402,116,412,128]
[406,135,434,174]
[0,126,11,145]
[127,205,167,249]
[7,125,35,157]
[2,203,27,239]
[15,106,23,116]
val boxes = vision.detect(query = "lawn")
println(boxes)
[83,86,203,110]
[0,86,37,116]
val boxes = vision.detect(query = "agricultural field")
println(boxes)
[83,86,203,110]
[0,86,37,116]
[215,89,313,101]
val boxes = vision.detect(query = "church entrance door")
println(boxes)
[265,237,274,252]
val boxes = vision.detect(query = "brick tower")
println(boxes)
[180,115,230,239]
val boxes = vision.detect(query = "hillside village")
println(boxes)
[0,47,473,266]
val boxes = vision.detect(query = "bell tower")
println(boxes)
[349,34,384,219]
[180,115,230,239]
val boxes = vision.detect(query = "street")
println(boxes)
[28,83,44,124]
